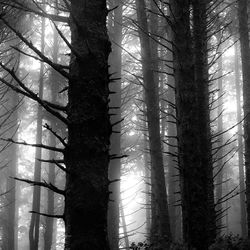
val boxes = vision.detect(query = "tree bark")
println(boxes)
[192,0,216,246]
[135,0,171,248]
[237,0,250,236]
[64,1,112,249]
[108,1,122,249]
[170,0,216,248]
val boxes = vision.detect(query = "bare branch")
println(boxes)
[14,177,65,196]
[29,210,64,219]
[1,138,64,153]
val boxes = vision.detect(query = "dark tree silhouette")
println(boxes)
[0,1,112,249]
[135,0,171,248]
[170,0,216,248]
[238,0,250,238]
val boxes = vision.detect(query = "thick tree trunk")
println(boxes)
[170,0,216,248]
[108,1,122,249]
[64,1,112,249]
[135,0,171,248]
[29,12,45,250]
[192,0,216,246]
[237,0,250,237]
[234,41,247,238]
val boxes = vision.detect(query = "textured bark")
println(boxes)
[108,1,122,249]
[192,0,216,246]
[237,0,250,238]
[234,41,247,238]
[64,1,111,249]
[135,0,171,248]
[29,12,45,250]
[170,0,216,248]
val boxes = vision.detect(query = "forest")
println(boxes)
[0,0,249,250]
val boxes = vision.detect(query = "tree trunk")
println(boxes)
[234,41,247,238]
[237,0,250,236]
[192,0,216,246]
[6,93,18,250]
[170,0,216,248]
[44,3,59,247]
[108,1,122,249]
[143,97,151,237]
[164,21,178,240]
[64,1,112,249]
[120,202,129,249]
[135,0,171,248]
[29,11,45,250]
[167,86,178,240]
[215,39,223,234]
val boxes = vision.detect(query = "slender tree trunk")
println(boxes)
[164,23,178,240]
[44,4,59,247]
[215,41,223,234]
[64,1,112,249]
[144,142,151,237]
[167,86,178,240]
[238,0,250,238]
[6,93,18,250]
[120,202,129,249]
[135,0,171,248]
[29,11,45,250]
[44,137,56,250]
[143,99,151,237]
[108,1,122,249]
[6,52,20,250]
[234,41,247,238]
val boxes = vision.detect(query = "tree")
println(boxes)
[215,38,224,234]
[234,41,247,237]
[237,0,250,238]
[0,0,113,249]
[170,0,216,248]
[44,2,60,248]
[135,0,171,248]
[107,1,123,249]
[64,1,112,249]
[29,8,45,249]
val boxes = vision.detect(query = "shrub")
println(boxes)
[209,234,250,250]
